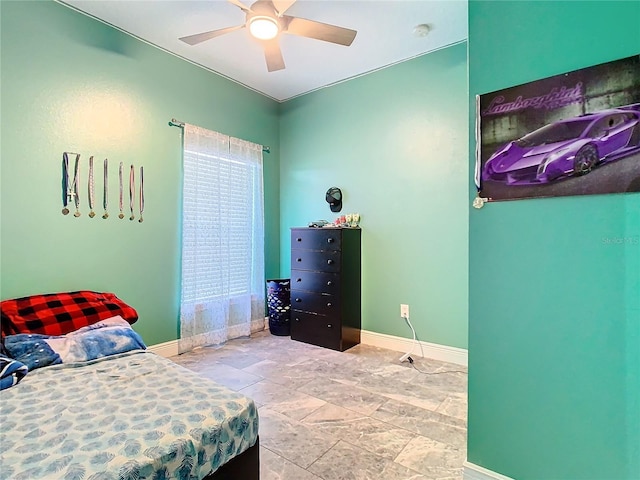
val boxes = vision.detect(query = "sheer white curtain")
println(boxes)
[179,124,265,354]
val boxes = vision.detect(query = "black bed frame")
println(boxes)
[205,436,260,480]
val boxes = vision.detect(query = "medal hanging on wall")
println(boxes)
[138,166,144,223]
[129,165,135,221]
[102,159,109,219]
[118,162,125,219]
[88,156,96,218]
[61,153,70,215]
[73,154,81,217]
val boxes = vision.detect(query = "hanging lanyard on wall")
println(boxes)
[88,156,96,218]
[62,153,70,215]
[73,154,81,217]
[118,162,125,219]
[129,165,135,221]
[138,166,144,223]
[102,158,109,219]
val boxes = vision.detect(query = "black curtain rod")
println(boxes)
[168,118,270,154]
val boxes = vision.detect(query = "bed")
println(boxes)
[0,291,260,480]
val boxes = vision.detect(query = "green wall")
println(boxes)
[279,43,469,349]
[468,2,640,479]
[0,0,280,346]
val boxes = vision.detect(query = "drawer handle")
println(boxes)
[327,259,334,265]
[295,317,300,322]
[297,258,302,262]
[295,298,302,303]
[327,324,332,328]
[327,302,332,308]
[296,278,302,282]
[327,281,333,286]
[327,238,334,243]
[296,237,302,242]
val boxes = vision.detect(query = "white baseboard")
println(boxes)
[147,339,179,358]
[148,318,268,359]
[360,330,468,367]
[149,324,467,367]
[463,461,515,480]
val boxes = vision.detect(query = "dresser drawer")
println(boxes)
[291,269,340,295]
[291,290,340,316]
[291,311,340,350]
[292,229,341,251]
[291,249,341,272]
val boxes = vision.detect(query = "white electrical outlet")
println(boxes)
[400,304,409,319]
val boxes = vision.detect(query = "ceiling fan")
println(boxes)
[178,0,357,72]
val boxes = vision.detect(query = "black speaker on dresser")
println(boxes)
[290,227,361,351]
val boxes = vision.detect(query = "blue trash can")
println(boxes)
[266,279,291,336]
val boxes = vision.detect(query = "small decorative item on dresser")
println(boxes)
[333,213,360,227]
[266,279,291,336]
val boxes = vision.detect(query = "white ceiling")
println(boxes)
[60,0,468,102]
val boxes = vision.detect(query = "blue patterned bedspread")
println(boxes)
[0,351,258,480]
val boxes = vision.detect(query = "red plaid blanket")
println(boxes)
[1,291,138,337]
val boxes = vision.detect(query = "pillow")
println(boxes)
[4,316,146,371]
[1,291,138,337]
[2,334,61,370]
[0,355,28,390]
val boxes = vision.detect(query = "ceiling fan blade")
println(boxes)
[179,25,245,46]
[263,40,285,72]
[228,0,252,12]
[272,0,296,15]
[284,16,357,46]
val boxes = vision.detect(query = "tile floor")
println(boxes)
[170,330,468,480]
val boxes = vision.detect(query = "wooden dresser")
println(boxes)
[290,227,361,351]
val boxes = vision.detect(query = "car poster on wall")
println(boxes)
[476,54,640,201]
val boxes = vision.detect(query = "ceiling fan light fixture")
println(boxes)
[249,16,279,40]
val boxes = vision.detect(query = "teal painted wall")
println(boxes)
[0,1,280,346]
[280,43,469,349]
[468,2,640,479]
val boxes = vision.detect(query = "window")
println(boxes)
[182,150,258,302]
[179,124,265,351]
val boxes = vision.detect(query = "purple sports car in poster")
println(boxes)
[477,55,640,201]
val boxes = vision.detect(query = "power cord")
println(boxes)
[406,356,467,375]
[399,314,424,363]
[399,315,466,376]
